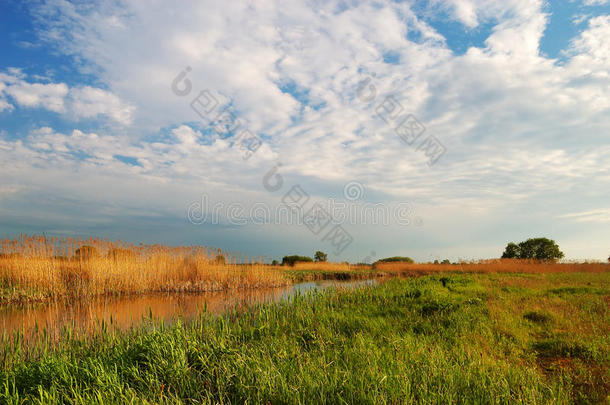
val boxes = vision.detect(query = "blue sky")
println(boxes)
[1,0,609,262]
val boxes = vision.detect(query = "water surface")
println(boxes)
[0,279,378,340]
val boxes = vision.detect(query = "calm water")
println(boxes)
[0,279,378,339]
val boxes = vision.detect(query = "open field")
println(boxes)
[1,272,608,403]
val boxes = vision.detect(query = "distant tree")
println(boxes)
[441,259,451,265]
[314,251,328,262]
[501,238,564,262]
[271,259,279,266]
[502,242,521,259]
[433,260,439,265]
[607,255,610,264]
[281,255,313,266]
[376,256,414,264]
[74,245,99,261]
[214,255,226,265]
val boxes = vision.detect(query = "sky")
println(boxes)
[0,0,609,263]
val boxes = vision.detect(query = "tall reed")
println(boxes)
[0,235,287,302]
[374,258,609,274]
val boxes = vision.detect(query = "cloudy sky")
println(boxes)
[0,0,609,262]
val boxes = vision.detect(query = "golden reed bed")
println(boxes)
[373,259,609,274]
[0,235,287,303]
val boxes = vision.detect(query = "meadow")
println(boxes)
[1,272,608,403]
[1,235,609,402]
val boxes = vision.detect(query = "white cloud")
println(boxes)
[11,1,610,197]
[1,0,609,259]
[559,209,610,223]
[4,80,68,112]
[0,71,134,124]
[67,86,134,124]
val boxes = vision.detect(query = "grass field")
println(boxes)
[1,272,608,404]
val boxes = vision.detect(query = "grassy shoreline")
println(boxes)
[2,272,608,403]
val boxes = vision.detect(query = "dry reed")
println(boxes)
[374,259,609,275]
[291,262,352,271]
[0,235,287,303]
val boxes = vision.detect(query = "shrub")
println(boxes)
[282,255,313,266]
[523,311,552,324]
[376,256,414,264]
[74,245,99,261]
[107,248,136,260]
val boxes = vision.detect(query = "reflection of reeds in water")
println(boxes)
[0,286,293,343]
[0,235,287,302]
[374,259,609,274]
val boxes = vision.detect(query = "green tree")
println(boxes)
[501,243,521,259]
[441,259,451,265]
[376,256,414,264]
[314,251,328,262]
[501,238,564,262]
[281,255,313,266]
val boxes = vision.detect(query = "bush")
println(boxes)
[74,246,99,261]
[282,255,313,266]
[376,256,414,264]
[523,311,552,324]
[107,248,136,260]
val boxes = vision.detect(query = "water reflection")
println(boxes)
[0,279,378,339]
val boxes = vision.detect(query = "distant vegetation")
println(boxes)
[375,256,414,263]
[74,245,99,261]
[314,251,328,262]
[281,255,313,266]
[502,237,564,261]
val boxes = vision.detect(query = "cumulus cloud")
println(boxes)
[0,71,133,124]
[1,0,609,259]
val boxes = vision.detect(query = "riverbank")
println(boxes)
[3,236,608,305]
[2,272,608,403]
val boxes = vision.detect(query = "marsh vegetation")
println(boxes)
[1,272,608,403]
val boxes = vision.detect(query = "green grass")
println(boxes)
[1,273,608,404]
